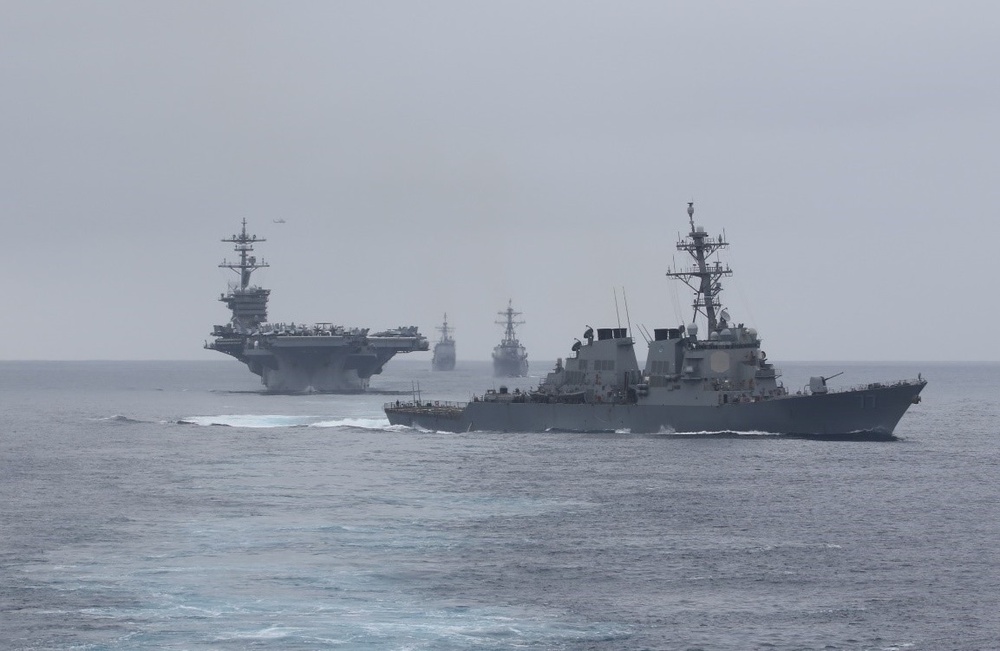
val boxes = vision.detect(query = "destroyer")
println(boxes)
[206,220,428,392]
[493,300,529,377]
[386,203,925,439]
[432,313,456,371]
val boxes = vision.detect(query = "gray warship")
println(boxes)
[492,301,529,377]
[206,220,428,392]
[386,203,926,439]
[432,313,456,371]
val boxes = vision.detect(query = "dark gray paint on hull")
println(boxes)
[386,381,925,440]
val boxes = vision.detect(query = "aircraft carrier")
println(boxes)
[386,203,926,439]
[206,220,428,392]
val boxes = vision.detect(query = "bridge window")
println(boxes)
[649,360,671,374]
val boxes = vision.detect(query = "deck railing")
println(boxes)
[820,378,925,395]
[384,400,468,410]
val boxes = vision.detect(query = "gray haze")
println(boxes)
[2,1,998,363]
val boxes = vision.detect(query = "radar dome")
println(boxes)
[687,323,699,337]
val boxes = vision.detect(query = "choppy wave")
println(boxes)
[217,626,300,641]
[178,414,405,430]
[653,427,779,438]
[95,414,147,424]
[179,415,314,428]
[309,417,395,430]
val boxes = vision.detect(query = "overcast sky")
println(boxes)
[1,1,998,364]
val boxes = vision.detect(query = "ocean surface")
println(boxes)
[1,358,998,650]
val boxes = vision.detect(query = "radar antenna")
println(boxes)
[496,299,525,344]
[219,218,269,290]
[665,202,733,332]
[436,313,454,342]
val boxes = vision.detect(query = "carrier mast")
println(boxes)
[665,202,733,332]
[220,219,269,289]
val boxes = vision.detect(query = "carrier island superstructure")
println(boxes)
[206,221,428,392]
[386,203,926,439]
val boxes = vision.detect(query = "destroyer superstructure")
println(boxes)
[432,313,456,371]
[206,220,428,392]
[387,203,925,439]
[492,301,529,377]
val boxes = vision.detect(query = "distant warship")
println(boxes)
[206,220,428,392]
[492,301,529,377]
[386,203,926,439]
[432,313,456,371]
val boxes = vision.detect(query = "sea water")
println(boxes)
[1,359,998,650]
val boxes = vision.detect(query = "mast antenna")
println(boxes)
[495,299,524,344]
[665,202,732,332]
[638,323,653,345]
[219,218,269,290]
[622,286,633,337]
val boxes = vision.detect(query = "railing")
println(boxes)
[688,341,759,351]
[818,378,925,395]
[385,400,468,410]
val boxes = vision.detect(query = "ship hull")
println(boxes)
[492,356,528,377]
[432,343,456,371]
[211,334,427,393]
[386,381,925,440]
